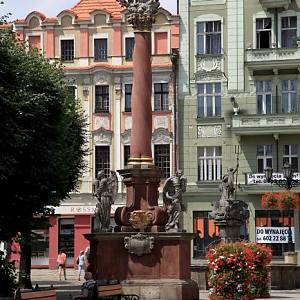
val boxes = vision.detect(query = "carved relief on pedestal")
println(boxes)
[197,125,222,138]
[152,128,173,144]
[93,127,113,145]
[124,116,132,130]
[195,55,223,81]
[121,129,131,145]
[154,116,168,129]
[94,115,110,131]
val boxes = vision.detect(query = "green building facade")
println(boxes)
[178,0,300,264]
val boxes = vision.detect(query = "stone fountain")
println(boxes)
[85,1,199,299]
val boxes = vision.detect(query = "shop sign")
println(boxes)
[246,173,300,185]
[256,227,295,243]
[52,205,118,215]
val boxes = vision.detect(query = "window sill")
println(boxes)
[196,117,224,123]
[61,60,74,63]
[94,59,108,63]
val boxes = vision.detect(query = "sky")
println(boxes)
[1,0,177,21]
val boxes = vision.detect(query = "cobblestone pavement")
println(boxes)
[30,269,300,300]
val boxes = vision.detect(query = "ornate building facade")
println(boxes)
[179,0,300,265]
[15,0,179,268]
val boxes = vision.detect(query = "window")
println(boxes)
[197,82,221,118]
[124,145,130,167]
[256,18,272,49]
[94,38,108,61]
[31,229,49,265]
[95,146,110,177]
[282,80,297,113]
[193,211,220,258]
[154,83,169,111]
[154,144,170,179]
[67,86,76,100]
[281,16,297,48]
[257,145,272,173]
[61,40,74,62]
[125,37,135,60]
[197,21,221,55]
[154,32,168,54]
[198,146,222,181]
[125,84,132,112]
[95,85,109,113]
[59,219,74,261]
[256,210,294,257]
[283,144,298,172]
[28,36,41,51]
[256,80,272,115]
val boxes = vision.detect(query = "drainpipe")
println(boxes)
[171,49,179,172]
[275,8,278,48]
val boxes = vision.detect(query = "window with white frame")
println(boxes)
[125,84,132,112]
[197,146,222,181]
[95,85,109,113]
[257,145,273,173]
[281,16,297,48]
[283,144,298,172]
[256,18,272,49]
[61,40,74,62]
[125,37,135,60]
[154,144,170,179]
[197,82,221,118]
[196,21,221,55]
[94,38,108,61]
[256,80,272,115]
[154,83,169,111]
[282,80,297,113]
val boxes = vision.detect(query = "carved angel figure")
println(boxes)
[163,170,187,232]
[93,170,118,232]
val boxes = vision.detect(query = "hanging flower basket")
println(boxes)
[261,191,300,210]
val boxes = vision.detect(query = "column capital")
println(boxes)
[117,0,160,31]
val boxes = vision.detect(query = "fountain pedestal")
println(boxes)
[85,232,199,300]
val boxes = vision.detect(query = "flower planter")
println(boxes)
[284,251,298,264]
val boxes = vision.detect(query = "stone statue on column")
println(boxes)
[93,170,118,232]
[163,170,187,232]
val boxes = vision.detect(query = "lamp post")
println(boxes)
[264,162,300,252]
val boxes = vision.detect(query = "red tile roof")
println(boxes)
[71,0,124,20]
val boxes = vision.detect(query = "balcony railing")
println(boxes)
[246,47,300,65]
[259,0,291,9]
[232,113,300,135]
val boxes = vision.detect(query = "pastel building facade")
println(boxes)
[15,0,179,269]
[179,0,300,267]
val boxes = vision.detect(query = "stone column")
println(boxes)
[129,31,153,165]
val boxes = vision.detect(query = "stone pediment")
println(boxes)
[93,127,113,145]
[152,128,173,144]
[121,129,131,145]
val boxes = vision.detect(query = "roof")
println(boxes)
[71,0,124,20]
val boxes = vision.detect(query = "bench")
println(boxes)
[95,282,139,300]
[18,289,56,300]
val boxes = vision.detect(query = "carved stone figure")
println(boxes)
[210,164,238,220]
[117,0,160,31]
[163,170,187,232]
[93,170,118,232]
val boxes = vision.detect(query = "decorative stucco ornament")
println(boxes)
[124,233,155,256]
[117,0,160,31]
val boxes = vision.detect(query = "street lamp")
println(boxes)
[264,162,300,252]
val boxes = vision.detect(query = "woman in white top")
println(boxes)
[77,250,85,281]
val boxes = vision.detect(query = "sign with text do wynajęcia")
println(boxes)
[256,227,295,243]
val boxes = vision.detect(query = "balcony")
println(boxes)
[232,113,300,135]
[259,0,291,9]
[245,47,300,70]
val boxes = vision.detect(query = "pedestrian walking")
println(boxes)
[77,250,85,281]
[57,250,67,280]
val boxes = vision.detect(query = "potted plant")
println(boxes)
[206,242,272,299]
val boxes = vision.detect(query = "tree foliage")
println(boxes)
[0,32,87,241]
